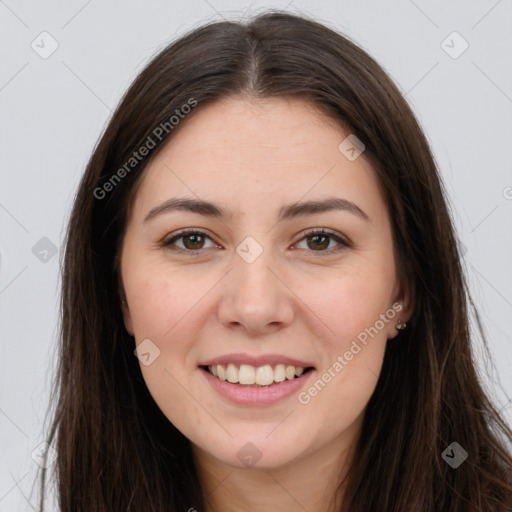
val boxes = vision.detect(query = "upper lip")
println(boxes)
[199,353,315,368]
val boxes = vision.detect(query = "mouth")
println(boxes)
[200,363,315,387]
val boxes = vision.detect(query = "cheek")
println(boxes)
[124,267,206,432]
[297,276,390,436]
[297,260,396,346]
[124,263,221,378]
[293,256,395,415]
[125,264,204,340]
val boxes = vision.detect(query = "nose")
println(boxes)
[217,250,295,335]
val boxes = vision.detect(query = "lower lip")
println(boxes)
[200,367,315,406]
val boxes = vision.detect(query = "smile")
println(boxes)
[199,363,316,406]
[203,363,314,386]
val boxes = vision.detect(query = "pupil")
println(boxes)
[309,235,328,250]
[185,234,203,249]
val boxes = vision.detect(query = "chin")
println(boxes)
[202,434,308,471]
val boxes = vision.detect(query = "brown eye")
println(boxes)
[295,229,350,254]
[306,234,330,251]
[182,233,205,250]
[161,230,217,252]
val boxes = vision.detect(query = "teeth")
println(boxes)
[207,363,308,386]
[285,365,295,380]
[274,364,286,382]
[239,364,256,385]
[255,365,274,386]
[217,364,227,381]
[226,363,238,383]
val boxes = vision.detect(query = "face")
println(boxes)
[120,96,412,471]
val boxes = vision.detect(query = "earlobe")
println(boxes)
[121,299,135,336]
[387,281,415,339]
[387,309,411,340]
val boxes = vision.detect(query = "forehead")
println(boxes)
[157,96,348,162]
[130,96,387,222]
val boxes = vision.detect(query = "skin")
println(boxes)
[120,96,413,512]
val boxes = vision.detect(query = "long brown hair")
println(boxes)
[38,11,512,511]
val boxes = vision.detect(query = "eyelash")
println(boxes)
[160,228,351,256]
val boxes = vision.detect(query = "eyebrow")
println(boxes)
[143,197,369,223]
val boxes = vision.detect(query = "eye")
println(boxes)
[160,228,350,255]
[161,229,218,252]
[294,228,350,254]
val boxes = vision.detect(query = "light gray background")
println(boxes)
[1,0,511,510]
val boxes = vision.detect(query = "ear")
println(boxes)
[387,278,414,340]
[120,296,135,336]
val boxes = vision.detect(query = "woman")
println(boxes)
[38,11,512,511]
